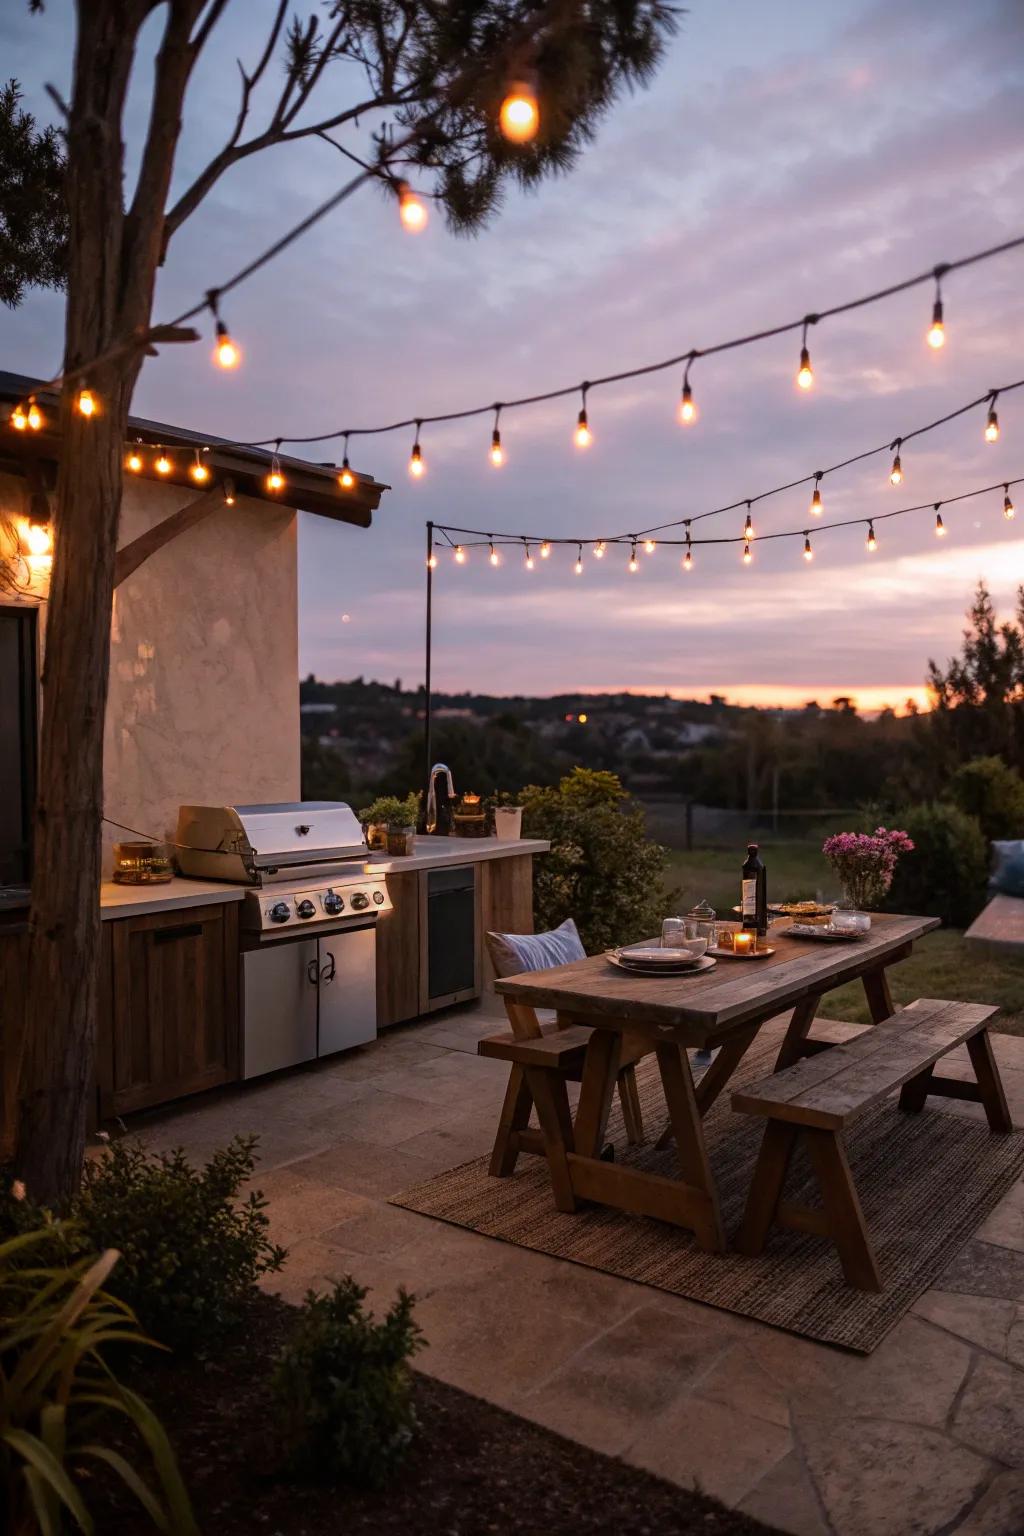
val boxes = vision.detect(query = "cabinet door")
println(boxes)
[105,903,240,1115]
[375,871,420,1027]
[317,926,377,1056]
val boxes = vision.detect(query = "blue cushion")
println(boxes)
[486,918,586,978]
[991,841,1024,898]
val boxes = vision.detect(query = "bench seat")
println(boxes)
[965,893,1024,957]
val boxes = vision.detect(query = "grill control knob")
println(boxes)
[372,889,385,906]
[269,901,291,924]
[296,899,316,919]
[323,891,344,916]
[350,891,370,911]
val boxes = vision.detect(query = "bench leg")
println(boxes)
[617,1066,644,1145]
[736,1121,800,1257]
[899,1068,933,1114]
[967,1030,1013,1133]
[804,1128,883,1292]
[489,1064,535,1176]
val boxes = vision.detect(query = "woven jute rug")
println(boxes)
[391,1031,1024,1353]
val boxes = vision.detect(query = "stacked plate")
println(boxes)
[605,944,716,976]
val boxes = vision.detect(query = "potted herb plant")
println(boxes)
[358,794,419,855]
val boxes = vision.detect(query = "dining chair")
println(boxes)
[483,918,645,1177]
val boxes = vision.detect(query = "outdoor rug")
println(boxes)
[390,1028,1024,1353]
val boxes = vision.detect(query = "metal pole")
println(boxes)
[422,521,434,819]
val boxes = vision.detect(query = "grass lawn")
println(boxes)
[663,841,1024,1036]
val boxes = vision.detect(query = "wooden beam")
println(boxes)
[113,486,223,587]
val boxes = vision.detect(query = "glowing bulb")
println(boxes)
[628,545,639,573]
[77,387,96,417]
[398,182,428,232]
[803,535,813,562]
[927,297,945,349]
[25,521,52,556]
[214,322,240,369]
[743,541,752,564]
[524,547,534,570]
[126,449,143,472]
[890,452,903,486]
[796,347,813,390]
[409,440,425,478]
[594,541,606,559]
[743,511,754,540]
[190,451,210,484]
[489,543,500,567]
[683,546,693,571]
[1004,489,1015,520]
[574,552,584,576]
[154,451,172,475]
[679,383,697,424]
[490,429,504,467]
[935,511,946,537]
[26,402,42,431]
[339,457,355,489]
[11,404,27,430]
[266,455,285,492]
[867,522,877,552]
[578,713,588,724]
[574,408,592,449]
[810,485,823,516]
[223,478,236,507]
[454,544,466,564]
[985,408,1000,443]
[427,552,438,569]
[644,539,656,554]
[499,80,539,144]
[540,541,551,559]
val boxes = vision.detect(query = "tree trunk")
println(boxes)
[14,1,191,1203]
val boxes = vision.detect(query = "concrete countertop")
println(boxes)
[100,878,246,920]
[365,835,549,874]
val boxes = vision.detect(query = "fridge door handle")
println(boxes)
[319,950,336,985]
[306,956,320,985]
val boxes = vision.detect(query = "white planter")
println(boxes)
[494,806,523,841]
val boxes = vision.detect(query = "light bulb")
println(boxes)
[454,544,466,563]
[190,452,210,484]
[644,539,656,554]
[524,547,534,569]
[679,383,697,424]
[223,478,236,507]
[890,452,903,486]
[810,485,823,516]
[935,511,946,537]
[499,79,539,143]
[213,322,240,369]
[797,347,813,390]
[339,458,355,489]
[397,182,428,232]
[126,449,143,472]
[743,511,754,540]
[427,552,438,569]
[803,535,813,562]
[927,297,945,349]
[26,402,42,431]
[490,429,504,467]
[594,541,606,559]
[574,407,592,449]
[489,543,500,567]
[540,541,551,559]
[10,404,27,431]
[266,456,285,492]
[628,545,639,572]
[574,551,583,576]
[743,541,752,564]
[409,440,425,478]
[155,451,172,475]
[77,387,97,417]
[25,521,52,556]
[683,547,693,571]
[867,522,877,552]
[985,408,1000,443]
[1004,487,1016,521]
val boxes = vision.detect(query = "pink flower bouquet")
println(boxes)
[821,827,914,911]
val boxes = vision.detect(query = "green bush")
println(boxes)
[949,755,1024,845]
[518,768,671,952]
[70,1136,286,1354]
[883,802,988,928]
[272,1277,423,1489]
[356,793,419,828]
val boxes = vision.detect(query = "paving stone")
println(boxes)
[285,1134,439,1198]
[953,1469,1024,1534]
[953,1354,1024,1466]
[314,1087,460,1148]
[1006,1309,1024,1368]
[792,1315,973,1428]
[913,1289,1016,1357]
[798,1416,991,1536]
[738,1449,830,1536]
[696,1341,793,1428]
[940,1241,1024,1300]
[627,1394,793,1506]
[246,1165,371,1247]
[975,1178,1024,1254]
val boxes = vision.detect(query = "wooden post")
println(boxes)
[421,519,434,829]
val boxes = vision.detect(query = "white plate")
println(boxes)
[619,944,706,965]
[605,952,717,977]
[707,945,776,960]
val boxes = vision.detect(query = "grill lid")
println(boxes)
[177,801,366,866]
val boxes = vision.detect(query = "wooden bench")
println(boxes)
[965,893,1024,957]
[732,999,1011,1291]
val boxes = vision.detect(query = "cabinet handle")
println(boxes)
[154,922,203,944]
[306,958,320,985]
[319,951,336,985]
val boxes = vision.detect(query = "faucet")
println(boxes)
[425,762,455,835]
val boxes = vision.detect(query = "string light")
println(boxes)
[154,449,172,475]
[214,321,240,370]
[683,526,693,570]
[743,503,754,540]
[985,395,1000,442]
[339,434,355,488]
[1004,485,1016,520]
[644,538,656,554]
[499,74,539,144]
[489,540,501,567]
[397,180,428,232]
[223,477,236,507]
[574,386,592,449]
[76,386,97,417]
[490,407,504,467]
[126,446,143,472]
[679,353,698,424]
[796,317,815,390]
[427,551,438,569]
[742,541,753,564]
[410,423,425,478]
[454,544,466,563]
[890,442,903,485]
[25,518,52,556]
[540,540,551,559]
[26,401,42,431]
[189,449,210,484]
[867,521,878,552]
[524,543,534,569]
[810,475,823,515]
[927,268,946,349]
[803,533,813,562]
[628,540,639,573]
[10,404,27,431]
[934,506,946,536]
[266,452,285,492]
[574,543,584,576]
[594,540,606,558]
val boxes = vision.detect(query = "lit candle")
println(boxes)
[734,931,756,956]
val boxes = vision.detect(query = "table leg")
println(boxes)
[656,1023,760,1149]
[573,1030,623,1158]
[655,1042,725,1252]
[774,992,823,1070]
[861,965,895,1024]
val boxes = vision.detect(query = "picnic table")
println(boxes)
[494,913,940,1254]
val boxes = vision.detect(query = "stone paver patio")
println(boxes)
[125,1001,1024,1536]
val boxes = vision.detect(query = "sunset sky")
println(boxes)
[3,0,1023,712]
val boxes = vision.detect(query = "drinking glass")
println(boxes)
[661,917,687,949]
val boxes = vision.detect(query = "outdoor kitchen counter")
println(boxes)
[364,835,549,874]
[99,877,245,920]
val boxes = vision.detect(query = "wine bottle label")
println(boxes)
[741,878,757,915]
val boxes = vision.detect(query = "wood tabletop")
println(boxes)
[495,913,940,1042]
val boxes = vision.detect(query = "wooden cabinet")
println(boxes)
[97,902,240,1117]
[479,854,534,989]
[375,871,421,1028]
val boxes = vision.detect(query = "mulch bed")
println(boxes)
[92,1293,777,1535]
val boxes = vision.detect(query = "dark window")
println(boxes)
[0,607,38,886]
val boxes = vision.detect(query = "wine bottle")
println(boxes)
[741,843,768,936]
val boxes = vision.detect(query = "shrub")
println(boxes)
[518,768,671,953]
[71,1135,286,1354]
[949,755,1024,844]
[882,802,988,928]
[272,1277,423,1489]
[0,1227,197,1535]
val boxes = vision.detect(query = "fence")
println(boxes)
[639,798,861,852]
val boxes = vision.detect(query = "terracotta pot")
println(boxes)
[386,825,416,856]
